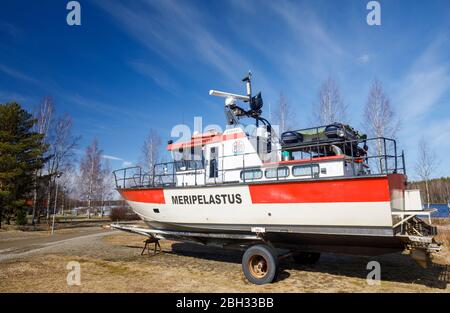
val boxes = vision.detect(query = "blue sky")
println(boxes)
[1,0,450,178]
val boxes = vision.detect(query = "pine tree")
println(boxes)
[0,102,48,227]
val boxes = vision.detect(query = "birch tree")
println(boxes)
[57,165,77,216]
[313,77,348,125]
[78,139,103,218]
[98,160,115,217]
[47,114,80,176]
[415,138,439,207]
[32,97,54,224]
[274,92,295,134]
[363,79,400,172]
[45,114,80,218]
[140,129,162,175]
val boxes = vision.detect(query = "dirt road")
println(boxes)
[0,225,449,292]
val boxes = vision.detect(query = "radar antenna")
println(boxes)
[209,72,272,154]
[209,71,265,125]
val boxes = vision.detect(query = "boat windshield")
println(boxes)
[175,160,204,171]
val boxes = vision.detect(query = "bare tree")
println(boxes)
[57,165,77,216]
[415,138,439,206]
[31,98,80,223]
[78,139,103,219]
[44,114,80,220]
[46,114,80,178]
[140,129,162,174]
[31,97,54,224]
[363,79,400,172]
[313,77,348,125]
[98,160,115,217]
[273,92,295,134]
[34,97,54,143]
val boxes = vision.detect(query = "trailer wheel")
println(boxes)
[293,252,321,265]
[242,244,279,285]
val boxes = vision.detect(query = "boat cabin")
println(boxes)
[113,73,404,190]
[160,123,374,188]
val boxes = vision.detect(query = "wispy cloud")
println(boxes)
[357,54,372,64]
[102,154,123,161]
[62,93,150,124]
[0,22,19,39]
[394,35,450,174]
[122,161,133,167]
[0,90,32,104]
[269,1,344,58]
[0,63,39,85]
[102,154,133,168]
[225,0,351,107]
[128,60,178,93]
[0,63,152,128]
[395,36,450,121]
[95,0,263,84]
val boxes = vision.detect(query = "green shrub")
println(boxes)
[15,208,28,225]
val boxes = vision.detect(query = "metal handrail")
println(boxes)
[113,136,405,189]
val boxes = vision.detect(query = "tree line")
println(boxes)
[0,99,114,228]
[409,177,450,204]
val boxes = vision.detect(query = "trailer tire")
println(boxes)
[293,252,321,265]
[242,244,279,285]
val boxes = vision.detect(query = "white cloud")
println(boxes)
[0,90,31,104]
[358,54,371,64]
[102,154,123,161]
[395,36,450,122]
[0,63,39,85]
[394,35,450,176]
[95,0,277,98]
[269,1,344,57]
[225,0,352,107]
[122,161,133,167]
[96,0,242,82]
[0,22,19,38]
[128,61,178,93]
[102,154,133,168]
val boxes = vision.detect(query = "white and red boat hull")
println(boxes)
[119,174,405,240]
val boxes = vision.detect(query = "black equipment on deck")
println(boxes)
[281,123,368,157]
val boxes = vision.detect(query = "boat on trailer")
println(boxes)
[112,73,442,285]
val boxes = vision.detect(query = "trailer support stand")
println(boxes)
[141,235,161,256]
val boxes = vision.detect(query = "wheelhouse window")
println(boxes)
[240,169,263,181]
[173,146,205,172]
[175,160,204,172]
[292,164,319,178]
[265,167,289,179]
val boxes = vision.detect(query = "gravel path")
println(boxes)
[0,229,115,262]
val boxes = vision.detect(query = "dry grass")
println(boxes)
[432,218,450,226]
[435,224,450,257]
[1,231,449,293]
[1,220,449,293]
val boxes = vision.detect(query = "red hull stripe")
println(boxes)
[248,177,390,203]
[120,189,165,204]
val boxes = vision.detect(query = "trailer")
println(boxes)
[111,213,441,285]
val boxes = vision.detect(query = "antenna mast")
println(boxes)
[209,71,265,126]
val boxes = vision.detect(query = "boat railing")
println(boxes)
[113,136,405,189]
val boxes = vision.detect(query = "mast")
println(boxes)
[209,72,271,154]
